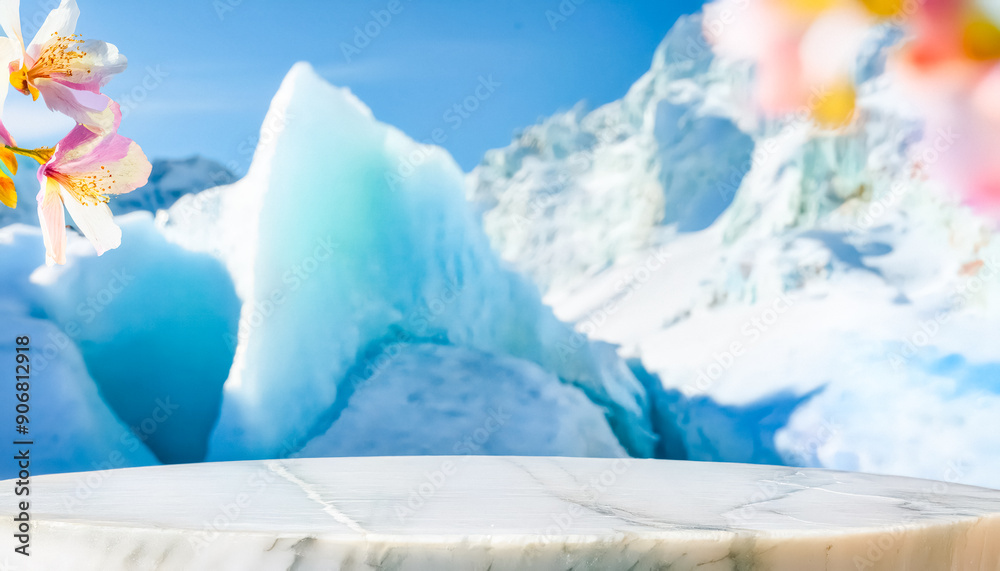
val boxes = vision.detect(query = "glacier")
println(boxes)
[469,15,1000,488]
[158,63,656,462]
[0,63,658,475]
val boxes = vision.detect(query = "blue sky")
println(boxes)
[8,0,704,172]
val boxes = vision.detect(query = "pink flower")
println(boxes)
[706,0,871,127]
[35,103,151,265]
[1,0,127,133]
[887,1,1000,213]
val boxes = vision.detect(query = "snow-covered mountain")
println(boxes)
[467,16,757,295]
[470,15,1000,487]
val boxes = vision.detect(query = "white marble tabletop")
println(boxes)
[2,456,999,570]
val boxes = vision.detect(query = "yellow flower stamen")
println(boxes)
[51,168,116,207]
[777,0,839,16]
[9,35,90,101]
[962,11,1000,61]
[812,81,857,128]
[30,34,87,79]
[859,0,906,18]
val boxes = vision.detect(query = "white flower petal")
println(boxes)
[37,79,115,132]
[26,0,78,61]
[92,140,151,196]
[60,187,121,256]
[0,0,23,51]
[36,179,66,266]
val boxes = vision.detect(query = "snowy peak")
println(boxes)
[468,14,756,295]
[246,62,378,180]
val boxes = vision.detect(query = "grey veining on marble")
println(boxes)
[2,456,1000,570]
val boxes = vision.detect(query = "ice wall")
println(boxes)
[161,63,656,461]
